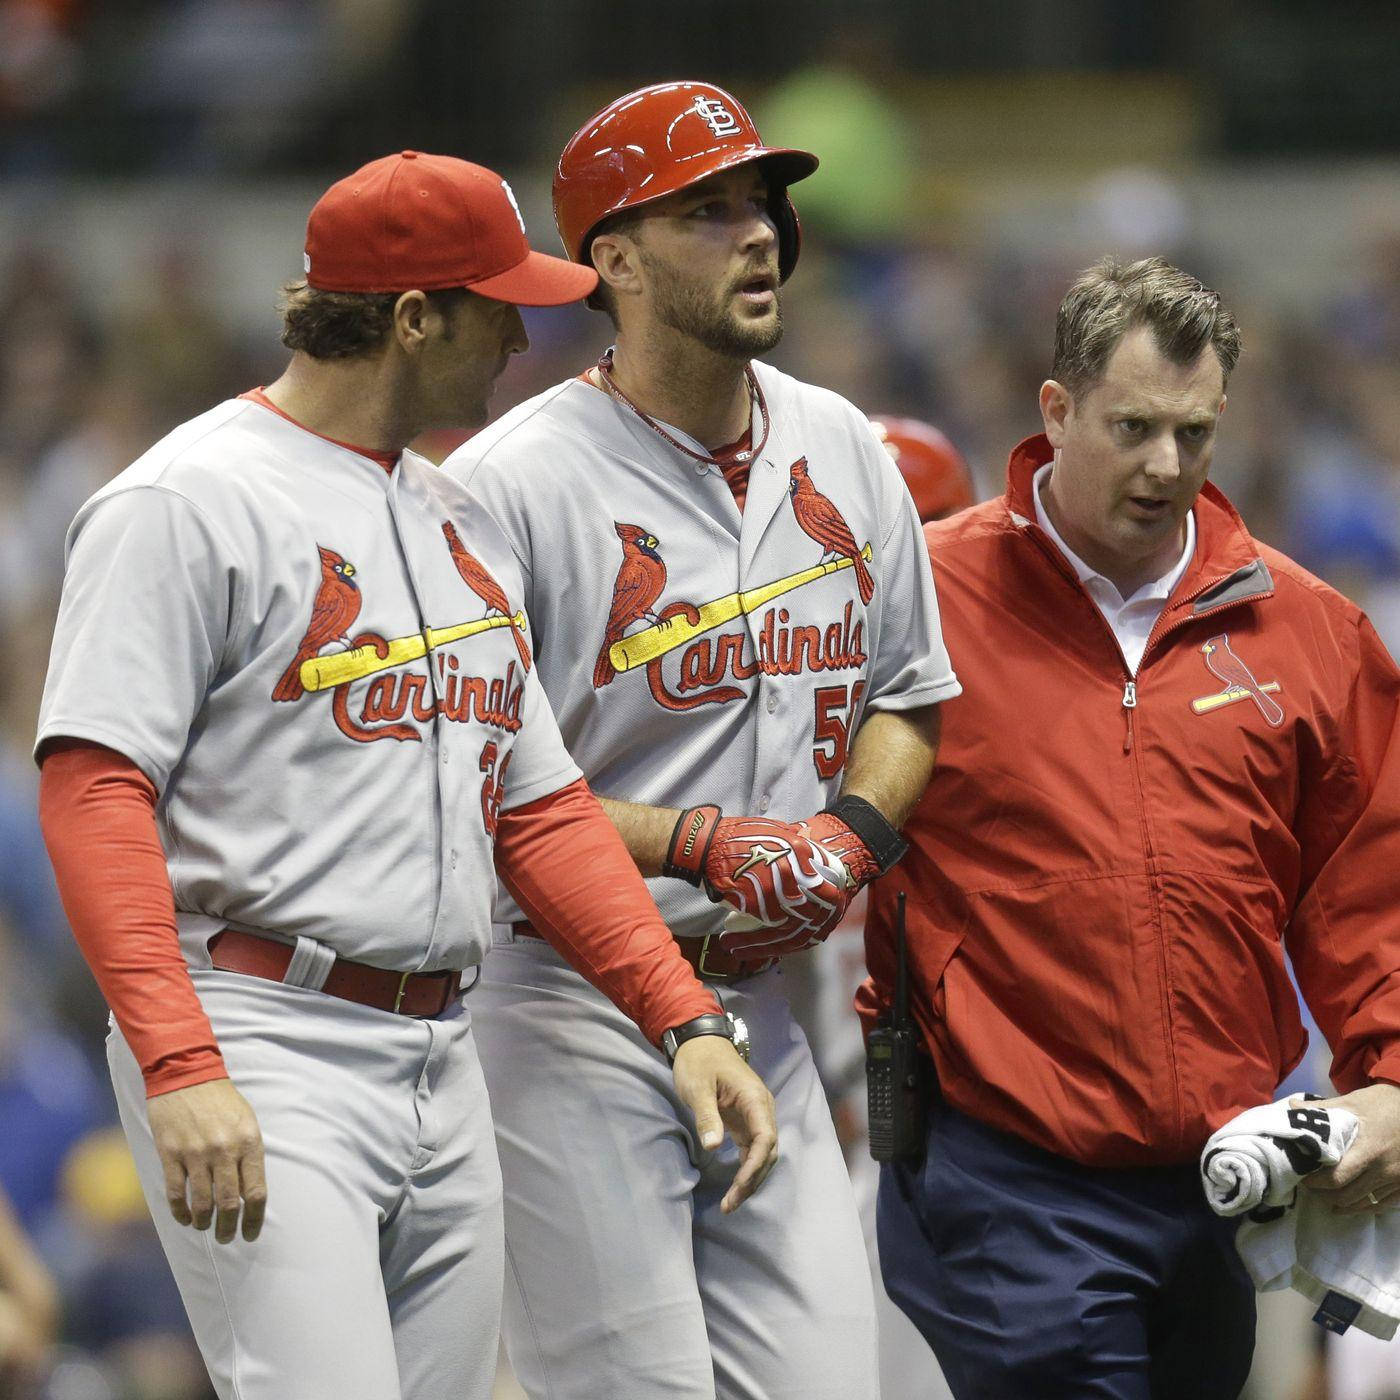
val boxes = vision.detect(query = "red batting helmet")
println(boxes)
[553,81,819,284]
[870,417,976,523]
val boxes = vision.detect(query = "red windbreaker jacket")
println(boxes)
[861,435,1400,1168]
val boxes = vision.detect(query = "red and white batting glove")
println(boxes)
[664,806,853,956]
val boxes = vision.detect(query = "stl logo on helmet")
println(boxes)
[693,96,741,138]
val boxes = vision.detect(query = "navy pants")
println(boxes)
[878,1104,1256,1399]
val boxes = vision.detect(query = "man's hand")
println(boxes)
[705,817,852,949]
[671,1036,779,1213]
[146,1078,267,1243]
[1299,1082,1400,1213]
[664,806,854,955]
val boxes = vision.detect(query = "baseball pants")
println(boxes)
[473,935,879,1400]
[878,1101,1256,1400]
[109,969,504,1400]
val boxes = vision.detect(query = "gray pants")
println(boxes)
[475,936,879,1400]
[109,969,504,1400]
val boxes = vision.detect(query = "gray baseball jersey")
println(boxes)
[446,359,960,937]
[442,360,958,1400]
[37,394,580,971]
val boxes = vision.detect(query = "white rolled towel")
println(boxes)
[1202,1099,1359,1217]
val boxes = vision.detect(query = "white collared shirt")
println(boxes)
[1032,462,1196,675]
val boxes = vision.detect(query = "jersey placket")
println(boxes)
[739,451,801,820]
[384,470,456,972]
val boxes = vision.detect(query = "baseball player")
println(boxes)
[34,151,779,1400]
[443,83,961,1400]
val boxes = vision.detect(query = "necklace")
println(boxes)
[595,349,770,467]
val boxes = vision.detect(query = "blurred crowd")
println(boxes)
[1,41,1399,1396]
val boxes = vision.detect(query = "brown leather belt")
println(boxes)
[208,929,464,1018]
[512,922,774,984]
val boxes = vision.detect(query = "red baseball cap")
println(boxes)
[304,151,598,305]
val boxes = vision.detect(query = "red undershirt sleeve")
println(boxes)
[38,740,227,1098]
[494,778,720,1046]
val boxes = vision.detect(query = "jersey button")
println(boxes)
[758,795,770,813]
[765,695,777,714]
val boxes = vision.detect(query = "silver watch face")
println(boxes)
[728,1013,751,1064]
[664,1013,751,1065]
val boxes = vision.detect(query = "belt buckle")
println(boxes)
[696,933,726,981]
[697,933,748,983]
[392,970,413,1014]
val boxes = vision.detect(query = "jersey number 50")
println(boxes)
[812,681,866,780]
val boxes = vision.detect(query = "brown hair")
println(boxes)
[1052,256,1242,398]
[279,283,470,360]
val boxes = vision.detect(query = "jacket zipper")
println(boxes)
[1024,524,1275,1158]
[1020,528,1185,1143]
[1117,582,1275,1157]
[1122,678,1182,1151]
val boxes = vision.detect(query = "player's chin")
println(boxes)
[727,306,782,354]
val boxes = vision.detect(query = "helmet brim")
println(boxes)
[576,145,818,270]
[592,145,816,233]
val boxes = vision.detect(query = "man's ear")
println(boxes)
[590,232,643,304]
[392,290,431,351]
[1039,379,1072,450]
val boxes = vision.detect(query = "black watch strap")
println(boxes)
[662,1011,736,1064]
[823,794,908,872]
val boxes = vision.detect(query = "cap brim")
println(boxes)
[468,250,598,306]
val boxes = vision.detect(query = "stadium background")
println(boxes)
[0,2,1397,1396]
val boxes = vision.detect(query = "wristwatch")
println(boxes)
[662,1011,751,1064]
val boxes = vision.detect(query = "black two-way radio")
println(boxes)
[866,892,930,1162]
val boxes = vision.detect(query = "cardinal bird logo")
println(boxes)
[1192,635,1284,728]
[788,458,875,605]
[595,522,667,688]
[272,546,362,702]
[441,520,531,674]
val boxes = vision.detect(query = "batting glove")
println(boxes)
[664,806,853,954]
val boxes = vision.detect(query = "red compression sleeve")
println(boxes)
[38,742,227,1097]
[494,778,721,1045]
